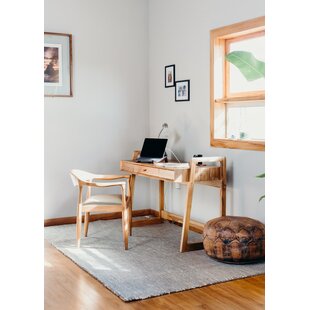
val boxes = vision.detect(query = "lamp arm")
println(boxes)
[166,148,181,163]
[158,128,164,138]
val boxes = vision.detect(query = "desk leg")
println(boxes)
[129,175,136,236]
[220,184,226,216]
[180,183,194,252]
[159,180,164,221]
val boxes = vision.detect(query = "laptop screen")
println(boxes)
[140,138,168,158]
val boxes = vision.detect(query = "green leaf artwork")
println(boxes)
[226,51,265,81]
[256,173,265,178]
[259,195,265,202]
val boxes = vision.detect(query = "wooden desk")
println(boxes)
[120,151,226,252]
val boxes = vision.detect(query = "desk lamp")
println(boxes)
[157,123,181,163]
[157,123,168,162]
[158,123,168,138]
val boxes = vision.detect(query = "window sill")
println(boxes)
[211,138,265,151]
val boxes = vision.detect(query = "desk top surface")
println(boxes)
[120,160,224,186]
[120,160,190,171]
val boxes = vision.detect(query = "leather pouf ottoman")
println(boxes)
[203,216,265,264]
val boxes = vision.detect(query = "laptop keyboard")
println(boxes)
[136,157,154,163]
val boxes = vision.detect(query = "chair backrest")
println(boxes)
[70,169,97,187]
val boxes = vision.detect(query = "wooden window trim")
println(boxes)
[211,138,265,151]
[215,91,265,104]
[226,31,265,97]
[226,30,265,45]
[210,16,265,151]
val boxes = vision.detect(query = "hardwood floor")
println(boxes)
[45,240,265,310]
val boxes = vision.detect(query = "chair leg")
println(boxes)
[122,208,129,250]
[84,212,90,237]
[76,205,82,247]
[128,200,132,236]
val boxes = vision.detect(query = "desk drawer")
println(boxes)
[138,166,176,180]
[120,161,176,180]
[157,168,176,180]
[120,161,160,178]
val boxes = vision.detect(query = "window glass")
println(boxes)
[226,101,265,140]
[229,36,265,94]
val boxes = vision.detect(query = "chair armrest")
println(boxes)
[82,181,126,188]
[93,174,131,181]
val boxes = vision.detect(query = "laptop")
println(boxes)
[136,138,168,163]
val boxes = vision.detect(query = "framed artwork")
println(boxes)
[44,32,72,97]
[175,80,190,102]
[165,64,175,88]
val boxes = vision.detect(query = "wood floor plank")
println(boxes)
[45,240,265,310]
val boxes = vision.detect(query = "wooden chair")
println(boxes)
[70,169,132,250]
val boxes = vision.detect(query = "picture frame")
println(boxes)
[165,64,175,88]
[44,32,72,97]
[175,80,190,102]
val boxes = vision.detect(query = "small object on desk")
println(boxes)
[154,162,190,169]
[194,156,221,166]
[206,161,218,167]
[193,154,203,165]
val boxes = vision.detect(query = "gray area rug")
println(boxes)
[45,219,265,301]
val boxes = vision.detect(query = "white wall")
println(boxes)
[44,0,150,219]
[148,0,265,223]
[45,0,265,223]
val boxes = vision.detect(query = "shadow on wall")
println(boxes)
[168,129,181,147]
[226,161,234,215]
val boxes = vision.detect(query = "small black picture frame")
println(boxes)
[175,80,190,102]
[165,64,175,88]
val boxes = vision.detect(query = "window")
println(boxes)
[210,17,265,151]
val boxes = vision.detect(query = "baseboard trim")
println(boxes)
[44,209,153,227]
[150,209,159,217]
[45,208,204,234]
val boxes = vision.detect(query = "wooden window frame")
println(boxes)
[210,16,265,151]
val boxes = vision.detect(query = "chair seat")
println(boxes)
[83,194,123,206]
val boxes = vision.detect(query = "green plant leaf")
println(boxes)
[226,51,265,81]
[259,195,265,202]
[256,173,265,178]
